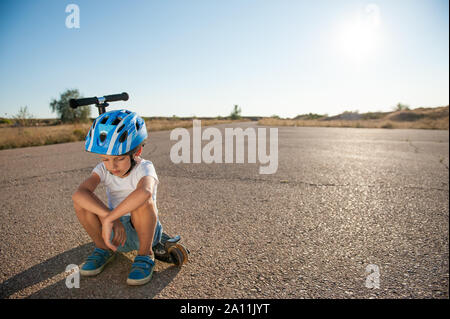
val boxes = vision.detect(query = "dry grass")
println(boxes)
[259,106,449,130]
[0,119,239,150]
[0,124,92,150]
[258,118,449,130]
[145,118,238,131]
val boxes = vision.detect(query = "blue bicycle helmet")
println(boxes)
[85,109,147,155]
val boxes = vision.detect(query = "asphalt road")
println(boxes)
[0,122,448,299]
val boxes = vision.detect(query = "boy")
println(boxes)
[72,109,162,286]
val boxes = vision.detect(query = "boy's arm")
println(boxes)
[72,173,110,219]
[104,176,157,223]
[102,176,157,251]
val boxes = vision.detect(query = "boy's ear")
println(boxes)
[135,146,143,157]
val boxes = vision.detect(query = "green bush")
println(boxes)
[0,118,12,125]
[230,105,242,120]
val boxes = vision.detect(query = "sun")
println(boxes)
[336,4,381,61]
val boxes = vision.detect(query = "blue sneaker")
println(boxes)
[80,248,115,276]
[127,255,155,286]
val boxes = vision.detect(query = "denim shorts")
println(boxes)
[110,215,163,253]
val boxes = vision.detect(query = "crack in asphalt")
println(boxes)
[161,173,449,192]
[406,138,449,171]
[439,157,449,170]
[406,139,420,153]
[143,144,158,157]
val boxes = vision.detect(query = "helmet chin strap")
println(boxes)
[120,156,136,177]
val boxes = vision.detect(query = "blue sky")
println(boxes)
[0,0,448,118]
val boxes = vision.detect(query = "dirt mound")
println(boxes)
[388,106,449,122]
[323,112,362,121]
[389,111,425,122]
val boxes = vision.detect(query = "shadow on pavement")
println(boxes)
[1,243,180,299]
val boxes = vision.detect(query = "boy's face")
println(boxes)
[99,154,131,177]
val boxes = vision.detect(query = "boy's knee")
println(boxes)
[132,198,155,215]
[72,190,84,206]
[73,200,82,211]
[73,200,89,215]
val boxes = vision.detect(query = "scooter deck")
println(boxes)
[161,232,181,244]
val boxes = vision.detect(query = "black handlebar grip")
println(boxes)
[104,92,129,103]
[69,97,98,109]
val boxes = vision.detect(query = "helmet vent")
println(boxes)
[136,121,140,131]
[119,131,128,143]
[99,132,107,142]
[112,117,122,125]
[100,116,109,124]
[117,124,125,133]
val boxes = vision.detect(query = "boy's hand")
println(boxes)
[112,220,127,249]
[101,218,126,251]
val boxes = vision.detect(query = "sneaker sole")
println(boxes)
[80,253,116,277]
[126,270,153,286]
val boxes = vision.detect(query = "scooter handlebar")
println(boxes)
[69,92,129,109]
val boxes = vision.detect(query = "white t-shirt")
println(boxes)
[92,157,159,216]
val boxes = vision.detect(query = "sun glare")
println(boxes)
[336,4,381,61]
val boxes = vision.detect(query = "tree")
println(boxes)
[50,89,91,123]
[230,104,242,120]
[13,106,34,126]
[394,103,410,111]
